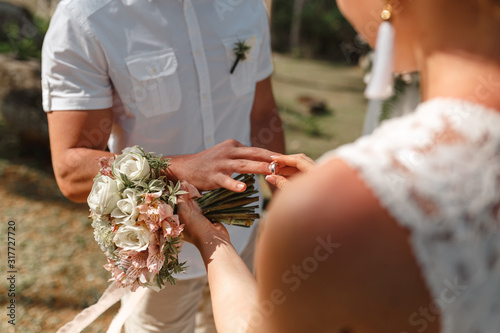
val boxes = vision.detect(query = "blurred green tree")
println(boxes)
[0,1,49,60]
[271,0,368,64]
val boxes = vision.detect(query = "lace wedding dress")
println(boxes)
[319,98,500,333]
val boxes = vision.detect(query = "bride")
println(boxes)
[178,0,500,332]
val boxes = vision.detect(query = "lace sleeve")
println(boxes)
[318,99,500,333]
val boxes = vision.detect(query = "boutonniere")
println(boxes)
[230,35,257,74]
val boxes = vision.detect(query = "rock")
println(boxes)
[296,95,329,115]
[0,54,50,157]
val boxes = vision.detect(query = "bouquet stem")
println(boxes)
[196,174,260,227]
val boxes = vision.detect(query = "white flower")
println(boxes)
[114,225,151,252]
[91,215,116,257]
[111,188,141,225]
[113,151,150,183]
[122,145,144,155]
[88,175,121,215]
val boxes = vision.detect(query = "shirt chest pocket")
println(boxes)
[223,35,261,97]
[125,49,182,118]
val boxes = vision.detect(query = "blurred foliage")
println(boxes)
[271,0,369,64]
[0,6,48,60]
[0,1,364,63]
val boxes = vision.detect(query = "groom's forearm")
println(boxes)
[47,108,116,203]
[52,147,116,202]
[250,78,285,155]
[251,106,285,154]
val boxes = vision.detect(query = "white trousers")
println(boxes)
[123,226,258,333]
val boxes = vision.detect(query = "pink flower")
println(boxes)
[181,181,201,198]
[129,250,148,269]
[104,258,127,284]
[126,265,144,280]
[98,156,115,178]
[105,256,145,289]
[138,198,174,232]
[162,215,184,238]
[103,257,117,273]
[143,191,162,205]
[118,254,132,272]
[147,233,165,275]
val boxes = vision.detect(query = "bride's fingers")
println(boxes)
[180,181,202,199]
[276,166,302,177]
[178,193,202,217]
[265,174,289,190]
[271,154,316,174]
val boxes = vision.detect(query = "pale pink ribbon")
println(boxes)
[56,281,148,333]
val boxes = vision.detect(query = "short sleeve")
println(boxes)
[255,3,273,82]
[41,5,112,111]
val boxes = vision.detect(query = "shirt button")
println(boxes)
[206,137,213,145]
[202,93,208,101]
[195,49,201,57]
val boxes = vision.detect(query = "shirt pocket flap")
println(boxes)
[126,50,178,81]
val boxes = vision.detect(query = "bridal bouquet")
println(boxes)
[87,146,259,291]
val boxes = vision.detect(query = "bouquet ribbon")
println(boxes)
[56,282,147,333]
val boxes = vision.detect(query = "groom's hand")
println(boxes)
[167,139,278,192]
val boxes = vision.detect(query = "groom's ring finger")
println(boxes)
[228,160,274,175]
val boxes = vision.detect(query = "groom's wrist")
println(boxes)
[164,155,185,183]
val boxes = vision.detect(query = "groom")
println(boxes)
[41,0,284,332]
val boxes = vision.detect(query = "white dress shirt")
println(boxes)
[42,0,273,279]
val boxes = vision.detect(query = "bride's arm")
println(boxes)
[177,197,258,332]
[198,236,258,332]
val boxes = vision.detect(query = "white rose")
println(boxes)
[114,225,151,252]
[88,175,121,215]
[111,188,140,225]
[122,145,144,155]
[113,151,150,183]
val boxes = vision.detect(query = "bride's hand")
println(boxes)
[265,153,316,190]
[177,191,230,249]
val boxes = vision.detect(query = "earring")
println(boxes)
[364,2,395,100]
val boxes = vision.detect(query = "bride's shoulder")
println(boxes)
[258,158,439,332]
